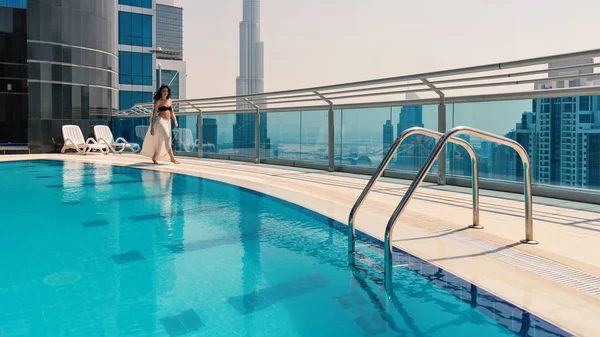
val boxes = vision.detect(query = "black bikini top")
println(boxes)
[158,105,172,112]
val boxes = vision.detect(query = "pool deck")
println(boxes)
[3,153,600,336]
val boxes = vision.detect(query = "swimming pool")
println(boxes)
[0,160,571,337]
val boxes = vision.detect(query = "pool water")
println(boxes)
[0,160,570,337]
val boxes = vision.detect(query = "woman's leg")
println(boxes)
[168,148,179,164]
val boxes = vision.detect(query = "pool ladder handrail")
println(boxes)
[348,126,481,265]
[382,126,538,295]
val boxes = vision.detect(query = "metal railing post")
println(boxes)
[437,102,447,185]
[243,98,260,164]
[189,102,203,158]
[198,111,203,158]
[313,91,335,172]
[255,108,260,164]
[422,78,447,186]
[328,107,335,172]
[523,158,534,243]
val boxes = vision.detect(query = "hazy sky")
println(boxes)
[178,0,600,99]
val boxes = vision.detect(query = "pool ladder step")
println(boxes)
[352,246,409,272]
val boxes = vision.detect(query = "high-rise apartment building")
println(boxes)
[155,0,185,100]
[0,0,28,146]
[154,0,188,146]
[513,59,600,188]
[1,0,118,153]
[117,0,155,110]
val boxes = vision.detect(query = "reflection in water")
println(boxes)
[239,190,263,337]
[392,262,545,336]
[93,164,112,193]
[114,168,178,333]
[350,265,422,336]
[61,161,85,204]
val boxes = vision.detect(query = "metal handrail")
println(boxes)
[348,127,480,264]
[112,85,600,118]
[115,48,600,116]
[382,126,537,295]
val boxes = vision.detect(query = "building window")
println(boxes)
[157,69,180,98]
[0,0,27,8]
[118,11,152,47]
[579,114,593,124]
[564,104,573,113]
[579,96,591,111]
[119,0,152,9]
[119,91,153,110]
[119,51,153,85]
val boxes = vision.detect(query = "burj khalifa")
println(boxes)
[236,0,264,99]
[233,0,269,153]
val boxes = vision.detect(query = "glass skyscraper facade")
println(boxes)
[153,0,188,151]
[0,0,28,144]
[0,0,26,8]
[394,104,430,171]
[156,2,182,60]
[1,0,119,153]
[117,0,155,110]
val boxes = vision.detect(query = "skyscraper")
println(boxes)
[449,134,473,177]
[382,120,393,155]
[155,0,186,101]
[117,0,155,111]
[1,0,118,153]
[202,118,218,153]
[236,0,264,99]
[512,59,600,188]
[395,93,428,171]
[154,0,189,149]
[233,0,269,154]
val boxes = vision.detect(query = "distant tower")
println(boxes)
[234,0,269,153]
[236,0,264,100]
[382,120,393,155]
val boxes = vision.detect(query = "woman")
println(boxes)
[140,84,180,164]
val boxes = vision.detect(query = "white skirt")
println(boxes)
[140,117,172,161]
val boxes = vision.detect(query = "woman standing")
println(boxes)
[140,84,180,164]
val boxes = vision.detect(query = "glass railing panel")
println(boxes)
[449,96,600,191]
[200,115,218,155]
[387,104,439,174]
[300,110,329,164]
[262,111,301,161]
[173,115,198,155]
[338,107,393,168]
[202,113,253,157]
[111,117,151,147]
[447,100,533,184]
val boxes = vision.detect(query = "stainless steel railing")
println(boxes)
[115,48,600,117]
[382,126,537,295]
[348,127,480,264]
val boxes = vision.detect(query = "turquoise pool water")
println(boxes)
[0,160,570,337]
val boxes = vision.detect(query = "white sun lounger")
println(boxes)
[93,125,140,154]
[60,125,108,154]
[173,128,199,153]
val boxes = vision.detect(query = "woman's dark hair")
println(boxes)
[154,84,171,101]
